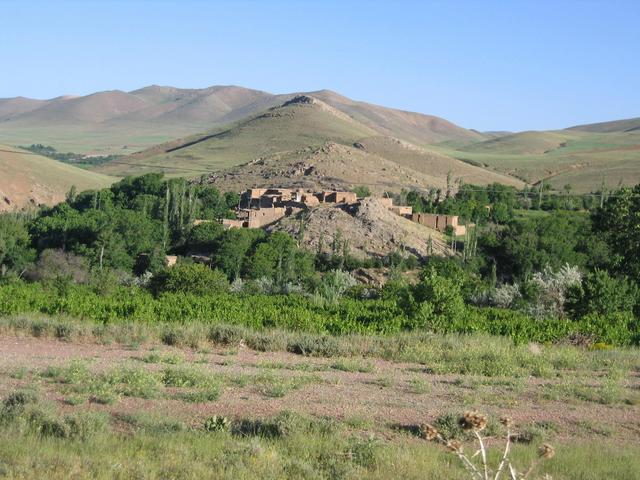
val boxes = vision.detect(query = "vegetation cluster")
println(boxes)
[1,174,639,346]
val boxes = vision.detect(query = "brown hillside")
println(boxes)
[0,96,46,118]
[566,117,640,133]
[267,198,450,260]
[310,89,485,145]
[0,146,114,211]
[107,95,522,191]
[0,86,484,154]
[10,91,151,124]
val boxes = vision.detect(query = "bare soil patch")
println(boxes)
[1,335,638,443]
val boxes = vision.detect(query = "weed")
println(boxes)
[115,412,188,433]
[407,377,431,394]
[9,366,28,379]
[347,435,381,468]
[331,359,374,373]
[161,366,219,389]
[176,386,221,403]
[203,415,230,432]
[367,376,393,388]
[63,395,86,406]
[208,324,245,346]
[254,372,319,398]
[141,351,184,365]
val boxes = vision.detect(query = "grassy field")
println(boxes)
[0,314,638,478]
[0,126,194,156]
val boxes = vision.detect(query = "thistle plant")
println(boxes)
[203,415,230,432]
[421,411,554,480]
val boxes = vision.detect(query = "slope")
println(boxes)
[459,131,580,155]
[98,95,523,194]
[310,89,485,145]
[438,128,640,192]
[0,146,114,211]
[95,95,380,176]
[268,198,450,260]
[0,86,483,154]
[567,117,640,133]
[0,86,277,154]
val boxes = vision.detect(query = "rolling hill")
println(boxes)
[95,95,523,193]
[0,86,483,155]
[308,90,485,145]
[2,84,637,194]
[0,145,114,211]
[436,120,640,192]
[567,117,640,133]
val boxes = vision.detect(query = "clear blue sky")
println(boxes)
[1,0,638,131]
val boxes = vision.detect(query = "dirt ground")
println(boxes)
[1,335,639,443]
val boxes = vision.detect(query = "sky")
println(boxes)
[1,0,639,131]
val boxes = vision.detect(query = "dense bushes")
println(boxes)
[0,281,636,345]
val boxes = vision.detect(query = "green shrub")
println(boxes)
[150,263,229,296]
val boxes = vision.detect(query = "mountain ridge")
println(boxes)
[0,85,483,154]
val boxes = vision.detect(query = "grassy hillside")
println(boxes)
[0,145,114,211]
[438,126,640,192]
[567,117,640,133]
[96,96,522,192]
[460,131,578,155]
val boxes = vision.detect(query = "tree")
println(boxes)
[25,249,90,285]
[245,242,278,280]
[0,214,35,277]
[186,222,224,251]
[592,185,640,278]
[480,212,606,280]
[213,228,264,280]
[566,269,639,318]
[316,269,357,304]
[244,232,315,287]
[150,263,229,296]
[411,267,466,329]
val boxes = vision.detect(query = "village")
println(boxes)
[217,187,466,235]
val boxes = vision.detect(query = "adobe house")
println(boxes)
[246,207,288,228]
[389,205,413,218]
[412,212,466,235]
[315,190,358,204]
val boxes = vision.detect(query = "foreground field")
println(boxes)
[0,316,638,479]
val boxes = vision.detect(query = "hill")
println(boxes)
[308,90,485,144]
[567,117,640,133]
[0,86,482,154]
[459,131,578,155]
[267,197,450,260]
[0,145,114,211]
[440,125,640,192]
[96,95,522,193]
